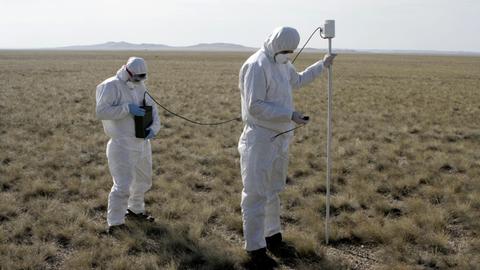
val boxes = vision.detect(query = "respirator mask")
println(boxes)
[274,50,293,64]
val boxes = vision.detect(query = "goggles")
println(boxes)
[126,67,147,82]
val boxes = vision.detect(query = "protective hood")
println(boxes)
[116,57,147,82]
[262,27,300,58]
[126,57,147,75]
[116,66,129,81]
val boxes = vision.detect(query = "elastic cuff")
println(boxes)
[108,221,125,226]
[265,231,282,238]
[245,244,267,252]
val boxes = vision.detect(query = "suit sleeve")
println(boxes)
[95,83,130,120]
[243,63,292,122]
[289,60,324,89]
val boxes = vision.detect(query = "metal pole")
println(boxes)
[325,37,333,245]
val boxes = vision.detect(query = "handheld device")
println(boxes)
[134,92,153,138]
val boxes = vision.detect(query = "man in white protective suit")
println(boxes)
[96,57,161,234]
[238,26,336,267]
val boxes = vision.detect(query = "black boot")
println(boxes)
[266,233,299,260]
[245,247,278,269]
[125,209,155,222]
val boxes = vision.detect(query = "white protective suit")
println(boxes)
[96,57,161,226]
[238,27,326,251]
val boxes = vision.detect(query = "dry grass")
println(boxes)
[0,51,479,269]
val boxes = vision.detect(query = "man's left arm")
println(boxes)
[289,54,336,89]
[288,60,324,89]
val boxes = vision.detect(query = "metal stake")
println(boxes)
[325,37,333,245]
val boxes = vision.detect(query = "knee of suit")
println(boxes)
[241,191,267,214]
[266,192,280,203]
[111,184,130,198]
[134,177,152,192]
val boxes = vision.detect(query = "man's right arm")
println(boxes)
[95,83,130,120]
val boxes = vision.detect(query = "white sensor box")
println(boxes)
[323,20,335,38]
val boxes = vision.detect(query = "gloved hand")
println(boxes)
[128,104,145,117]
[291,111,310,125]
[145,129,155,140]
[322,53,337,68]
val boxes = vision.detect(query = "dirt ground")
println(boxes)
[1,51,479,269]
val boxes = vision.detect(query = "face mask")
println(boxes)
[126,81,136,89]
[131,80,143,85]
[274,53,290,64]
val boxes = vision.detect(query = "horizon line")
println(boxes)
[0,41,479,55]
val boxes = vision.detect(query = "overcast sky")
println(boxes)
[1,0,479,52]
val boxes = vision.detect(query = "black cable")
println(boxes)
[271,124,306,141]
[141,27,322,133]
[145,91,240,126]
[291,27,322,64]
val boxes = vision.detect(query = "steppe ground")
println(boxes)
[0,51,479,269]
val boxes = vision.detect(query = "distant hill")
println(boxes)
[52,41,480,56]
[57,41,256,52]
[56,41,354,53]
[183,43,255,52]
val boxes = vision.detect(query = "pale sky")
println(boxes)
[1,0,479,52]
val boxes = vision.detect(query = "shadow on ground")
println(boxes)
[100,219,345,270]
[101,220,239,270]
[284,245,348,270]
